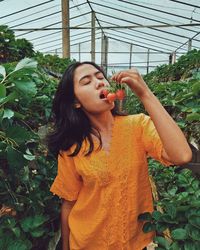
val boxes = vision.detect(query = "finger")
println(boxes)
[115,72,126,83]
[120,76,133,86]
[111,72,121,81]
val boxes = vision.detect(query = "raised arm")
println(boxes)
[111,69,192,165]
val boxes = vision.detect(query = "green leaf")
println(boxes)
[171,228,188,240]
[154,236,170,249]
[11,227,21,238]
[176,205,190,212]
[5,125,32,145]
[192,81,200,94]
[3,109,14,119]
[23,154,35,161]
[160,214,178,224]
[14,58,37,72]
[0,65,6,78]
[168,186,178,196]
[13,110,25,119]
[152,211,162,220]
[138,212,152,221]
[169,242,179,250]
[21,166,30,182]
[14,80,37,96]
[183,241,198,250]
[190,200,200,207]
[186,113,200,122]
[188,215,200,229]
[186,224,200,241]
[20,214,49,232]
[165,204,177,219]
[30,228,45,238]
[7,240,29,250]
[7,217,16,227]
[156,223,168,233]
[143,222,155,233]
[0,91,18,105]
[6,146,27,171]
[0,83,6,98]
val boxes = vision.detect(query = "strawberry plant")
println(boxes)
[0,57,74,249]
[143,49,200,83]
[0,25,34,63]
[139,160,200,249]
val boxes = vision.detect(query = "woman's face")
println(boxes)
[73,64,114,114]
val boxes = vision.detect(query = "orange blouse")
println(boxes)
[50,113,173,250]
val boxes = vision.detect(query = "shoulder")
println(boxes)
[116,113,149,127]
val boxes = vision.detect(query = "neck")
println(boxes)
[85,111,114,133]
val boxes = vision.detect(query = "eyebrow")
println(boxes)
[79,70,103,83]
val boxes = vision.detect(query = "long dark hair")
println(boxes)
[46,61,118,158]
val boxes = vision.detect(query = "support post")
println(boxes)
[147,48,150,74]
[129,44,133,69]
[169,53,172,64]
[188,39,192,51]
[172,51,176,64]
[91,11,96,62]
[101,34,108,76]
[78,43,81,62]
[61,0,70,58]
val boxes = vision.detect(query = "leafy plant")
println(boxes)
[0,58,67,249]
[139,160,200,249]
[0,25,34,63]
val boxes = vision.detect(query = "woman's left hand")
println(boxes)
[111,68,151,99]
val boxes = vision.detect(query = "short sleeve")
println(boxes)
[140,113,174,166]
[50,151,83,201]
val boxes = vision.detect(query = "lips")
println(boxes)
[99,89,109,99]
[99,92,105,99]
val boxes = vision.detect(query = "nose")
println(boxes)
[96,81,105,89]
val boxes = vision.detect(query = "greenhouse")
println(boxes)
[0,0,200,250]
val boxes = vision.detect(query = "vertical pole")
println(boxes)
[101,34,108,76]
[172,52,176,64]
[61,0,70,58]
[78,43,81,62]
[129,44,133,69]
[91,11,95,62]
[188,39,192,51]
[169,53,172,64]
[101,31,104,68]
[147,48,150,74]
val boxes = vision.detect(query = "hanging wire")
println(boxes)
[4,4,60,25]
[0,0,55,19]
[90,2,200,40]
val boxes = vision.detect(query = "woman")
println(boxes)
[48,61,192,250]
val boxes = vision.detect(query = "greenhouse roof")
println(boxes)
[1,0,200,74]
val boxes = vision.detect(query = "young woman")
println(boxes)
[48,61,192,250]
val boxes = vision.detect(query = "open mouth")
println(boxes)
[100,93,106,99]
[99,89,108,99]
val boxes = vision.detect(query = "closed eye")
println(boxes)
[97,76,104,80]
[83,81,90,85]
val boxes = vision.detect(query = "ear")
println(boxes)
[74,99,81,108]
[74,103,81,108]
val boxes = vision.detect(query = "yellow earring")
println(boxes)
[74,103,81,109]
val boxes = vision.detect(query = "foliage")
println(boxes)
[144,49,200,83]
[34,51,76,75]
[0,25,34,63]
[125,70,200,149]
[0,58,73,249]
[139,160,200,249]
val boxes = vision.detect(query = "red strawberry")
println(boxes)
[116,89,125,100]
[107,93,117,102]
[102,89,109,98]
